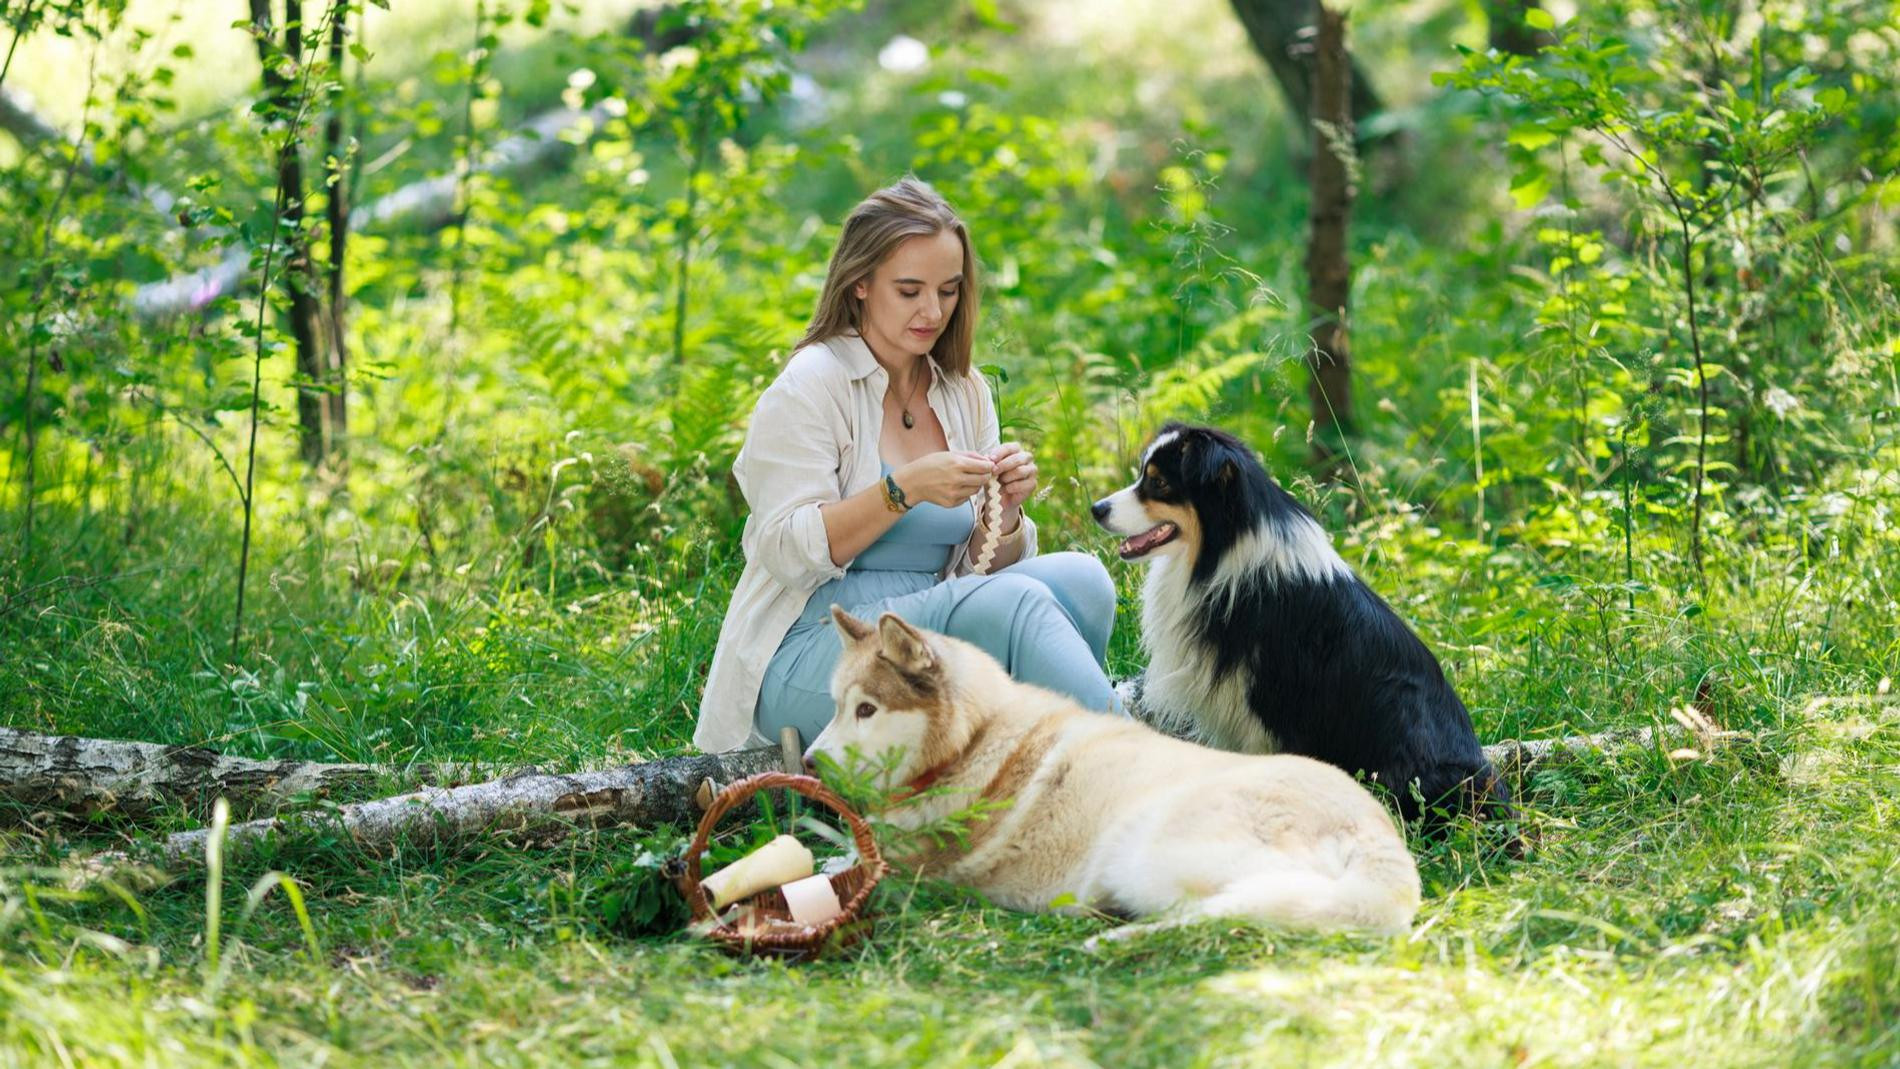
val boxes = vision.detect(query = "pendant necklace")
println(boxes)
[896,363,925,430]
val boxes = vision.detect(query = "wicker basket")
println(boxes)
[672,772,890,960]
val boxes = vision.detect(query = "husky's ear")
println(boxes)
[830,604,874,644]
[876,612,936,676]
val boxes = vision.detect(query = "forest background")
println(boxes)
[1,0,1897,1064]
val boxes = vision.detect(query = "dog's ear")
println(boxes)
[830,604,874,644]
[1184,432,1249,489]
[876,612,936,676]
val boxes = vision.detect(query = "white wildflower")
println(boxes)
[878,35,928,73]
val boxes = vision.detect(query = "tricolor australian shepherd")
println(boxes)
[1092,422,1517,839]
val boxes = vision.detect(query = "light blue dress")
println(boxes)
[755,466,1120,743]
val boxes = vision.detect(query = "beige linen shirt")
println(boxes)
[694,332,1039,752]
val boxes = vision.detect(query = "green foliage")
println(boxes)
[4,707,1900,1064]
[568,828,694,939]
[1435,2,1894,578]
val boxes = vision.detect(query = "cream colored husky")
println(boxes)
[805,607,1422,940]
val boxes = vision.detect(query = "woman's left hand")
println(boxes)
[985,442,1038,523]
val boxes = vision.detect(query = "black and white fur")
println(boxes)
[1092,423,1517,836]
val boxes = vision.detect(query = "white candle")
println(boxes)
[780,873,844,926]
[701,835,814,909]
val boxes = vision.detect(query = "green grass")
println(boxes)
[2,689,1897,1066]
[4,487,1899,1065]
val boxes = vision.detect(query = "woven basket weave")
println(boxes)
[672,772,890,960]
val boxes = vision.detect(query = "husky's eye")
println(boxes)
[855,701,876,720]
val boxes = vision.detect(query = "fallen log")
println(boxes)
[0,726,799,827]
[136,722,1711,868]
[0,86,67,153]
[1483,726,1687,775]
[127,0,704,321]
[0,85,184,228]
[18,697,1729,873]
[1119,675,1707,772]
[150,746,785,866]
[129,99,620,320]
[9,702,1708,835]
[1484,702,1739,775]
[0,727,478,821]
[5,69,618,322]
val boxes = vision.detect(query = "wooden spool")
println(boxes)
[672,772,890,960]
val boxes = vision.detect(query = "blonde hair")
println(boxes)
[795,176,980,377]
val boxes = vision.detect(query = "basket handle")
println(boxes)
[677,772,887,925]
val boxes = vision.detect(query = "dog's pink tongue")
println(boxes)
[1118,523,1175,559]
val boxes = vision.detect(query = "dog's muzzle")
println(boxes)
[1093,488,1179,560]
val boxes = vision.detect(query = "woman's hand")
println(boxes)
[986,442,1038,526]
[892,451,995,509]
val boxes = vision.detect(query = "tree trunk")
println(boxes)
[1483,0,1554,57]
[1227,0,1383,136]
[1304,4,1354,462]
[132,102,615,320]
[147,748,786,866]
[248,0,330,466]
[322,2,350,456]
[280,0,331,466]
[626,3,700,49]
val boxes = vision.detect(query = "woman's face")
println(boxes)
[854,229,964,361]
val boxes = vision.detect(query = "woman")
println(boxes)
[695,176,1120,753]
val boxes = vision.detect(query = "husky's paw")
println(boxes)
[1114,675,1201,742]
[1111,675,1145,717]
[1082,919,1176,952]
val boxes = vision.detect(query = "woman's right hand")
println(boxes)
[892,451,995,509]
